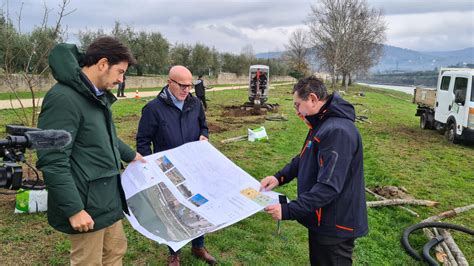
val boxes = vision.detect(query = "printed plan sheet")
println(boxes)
[121,141,279,251]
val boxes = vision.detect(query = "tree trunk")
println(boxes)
[341,72,346,89]
[136,64,144,76]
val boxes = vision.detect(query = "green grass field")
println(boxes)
[0,83,473,265]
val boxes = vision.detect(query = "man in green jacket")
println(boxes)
[37,36,144,265]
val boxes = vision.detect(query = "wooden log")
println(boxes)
[365,187,419,217]
[422,204,474,223]
[433,228,458,266]
[423,228,450,265]
[419,204,474,265]
[439,229,469,266]
[220,135,247,144]
[367,199,439,207]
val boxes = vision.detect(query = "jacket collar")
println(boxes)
[305,94,333,128]
[305,92,356,128]
[80,72,117,106]
[158,85,194,111]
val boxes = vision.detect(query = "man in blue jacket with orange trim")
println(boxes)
[260,76,368,265]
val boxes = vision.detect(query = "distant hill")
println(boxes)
[256,45,474,73]
[373,45,474,72]
[255,51,283,59]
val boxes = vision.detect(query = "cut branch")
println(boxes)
[433,228,458,266]
[367,199,439,207]
[365,187,419,217]
[439,229,468,266]
[220,135,247,144]
[422,228,451,265]
[422,204,474,223]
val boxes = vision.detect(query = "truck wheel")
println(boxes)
[420,113,431,129]
[445,122,461,144]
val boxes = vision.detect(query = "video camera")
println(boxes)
[0,125,71,190]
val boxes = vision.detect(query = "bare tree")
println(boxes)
[241,44,255,60]
[284,28,310,79]
[1,0,74,126]
[306,0,386,89]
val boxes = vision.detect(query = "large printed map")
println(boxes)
[121,141,278,251]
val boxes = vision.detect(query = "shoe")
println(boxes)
[168,254,180,266]
[191,247,217,265]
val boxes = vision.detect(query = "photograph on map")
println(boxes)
[189,193,209,207]
[156,156,174,172]
[177,183,193,198]
[127,182,214,242]
[165,168,186,185]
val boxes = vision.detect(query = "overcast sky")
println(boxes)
[2,0,473,54]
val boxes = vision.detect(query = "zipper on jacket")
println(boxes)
[299,140,310,157]
[299,130,314,157]
[315,208,322,226]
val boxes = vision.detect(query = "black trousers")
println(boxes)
[308,230,355,266]
[117,82,125,97]
[197,95,207,109]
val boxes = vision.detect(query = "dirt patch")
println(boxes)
[210,105,268,127]
[223,105,268,116]
[115,114,140,123]
[0,193,16,208]
[372,186,413,200]
[127,130,137,139]
[208,122,227,133]
[216,116,266,125]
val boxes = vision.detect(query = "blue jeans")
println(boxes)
[168,235,204,255]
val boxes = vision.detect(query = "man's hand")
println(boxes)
[199,135,208,141]
[259,176,279,191]
[132,152,146,163]
[264,204,282,220]
[69,210,94,232]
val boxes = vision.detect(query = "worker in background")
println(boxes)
[194,75,209,110]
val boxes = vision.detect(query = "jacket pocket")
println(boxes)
[85,175,120,218]
[335,224,354,231]
[335,195,355,233]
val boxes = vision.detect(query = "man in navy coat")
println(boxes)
[260,76,368,265]
[136,65,214,266]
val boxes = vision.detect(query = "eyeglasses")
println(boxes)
[170,78,192,90]
[293,102,300,110]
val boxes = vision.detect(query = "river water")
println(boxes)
[357,83,416,95]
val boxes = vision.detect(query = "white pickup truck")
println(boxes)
[413,68,474,143]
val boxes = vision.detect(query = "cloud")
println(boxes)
[3,0,473,53]
[385,10,474,51]
[369,0,474,15]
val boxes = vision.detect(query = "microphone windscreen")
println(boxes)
[24,130,72,150]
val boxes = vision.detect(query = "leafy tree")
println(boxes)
[79,22,170,76]
[169,43,192,68]
[190,43,212,76]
